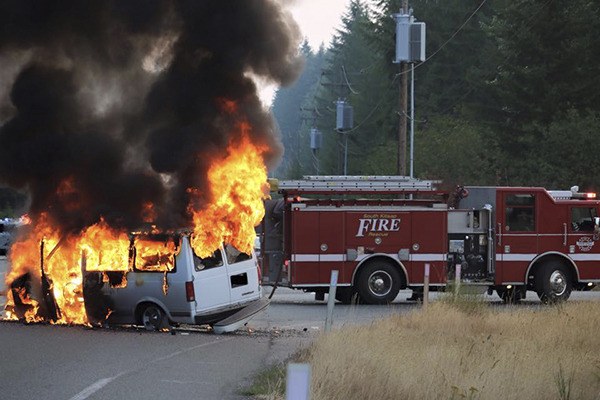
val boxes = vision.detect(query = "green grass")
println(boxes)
[240,362,286,399]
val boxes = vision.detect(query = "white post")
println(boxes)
[286,363,311,400]
[454,264,461,295]
[423,263,430,309]
[325,270,338,332]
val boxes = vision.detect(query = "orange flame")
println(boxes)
[141,202,157,223]
[134,237,177,272]
[4,106,270,326]
[189,122,269,257]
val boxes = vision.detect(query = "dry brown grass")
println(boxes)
[304,301,600,400]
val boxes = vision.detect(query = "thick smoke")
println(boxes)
[0,0,301,232]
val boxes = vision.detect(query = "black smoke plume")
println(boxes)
[0,0,301,232]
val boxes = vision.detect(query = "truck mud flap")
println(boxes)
[212,297,269,334]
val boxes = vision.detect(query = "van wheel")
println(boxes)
[140,304,166,331]
[536,264,572,304]
[356,260,401,304]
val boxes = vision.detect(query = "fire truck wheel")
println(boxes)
[356,261,402,304]
[140,304,166,331]
[335,288,356,304]
[537,264,572,304]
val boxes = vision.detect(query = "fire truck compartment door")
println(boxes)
[290,209,346,285]
[290,210,321,284]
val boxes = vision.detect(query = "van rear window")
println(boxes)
[224,244,251,264]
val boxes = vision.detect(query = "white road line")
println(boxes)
[69,377,119,400]
[68,337,233,400]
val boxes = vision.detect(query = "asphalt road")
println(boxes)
[0,321,313,400]
[2,254,600,400]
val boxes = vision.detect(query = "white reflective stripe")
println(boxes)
[496,253,600,262]
[292,254,319,262]
[569,254,600,261]
[409,254,446,261]
[498,254,536,262]
[291,283,352,287]
[291,253,446,262]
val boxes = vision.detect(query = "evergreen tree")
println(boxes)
[271,41,326,177]
[313,0,392,175]
[474,0,600,186]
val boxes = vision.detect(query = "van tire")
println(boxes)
[140,304,166,331]
[356,260,401,304]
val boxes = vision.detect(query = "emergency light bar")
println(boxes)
[548,188,597,200]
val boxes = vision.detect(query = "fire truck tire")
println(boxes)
[356,261,402,304]
[335,288,356,304]
[140,303,166,331]
[536,264,572,304]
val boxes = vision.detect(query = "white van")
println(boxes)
[84,233,268,333]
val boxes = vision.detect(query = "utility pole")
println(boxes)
[394,3,425,178]
[397,0,409,176]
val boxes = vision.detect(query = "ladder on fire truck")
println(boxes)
[274,175,441,194]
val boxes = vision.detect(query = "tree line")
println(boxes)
[272,0,600,191]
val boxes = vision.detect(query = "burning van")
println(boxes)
[6,231,268,333]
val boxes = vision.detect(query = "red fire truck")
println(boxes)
[259,176,600,304]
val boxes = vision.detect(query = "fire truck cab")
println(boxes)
[259,176,600,304]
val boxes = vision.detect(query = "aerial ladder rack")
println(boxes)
[272,175,444,195]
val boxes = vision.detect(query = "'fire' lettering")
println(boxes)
[356,218,401,237]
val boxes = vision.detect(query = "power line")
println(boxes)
[341,65,360,94]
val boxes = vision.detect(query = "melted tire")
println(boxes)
[140,304,166,331]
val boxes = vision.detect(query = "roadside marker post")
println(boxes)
[324,270,338,333]
[286,363,311,400]
[423,263,430,310]
[455,264,461,296]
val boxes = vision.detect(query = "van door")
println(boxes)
[224,244,259,304]
[192,248,231,313]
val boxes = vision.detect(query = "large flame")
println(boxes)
[3,109,270,326]
[189,122,270,258]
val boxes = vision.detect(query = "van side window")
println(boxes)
[193,249,223,271]
[571,207,597,232]
[505,194,535,232]
[224,244,251,264]
[134,237,178,272]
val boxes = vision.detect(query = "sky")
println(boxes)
[285,0,351,49]
[258,0,351,105]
